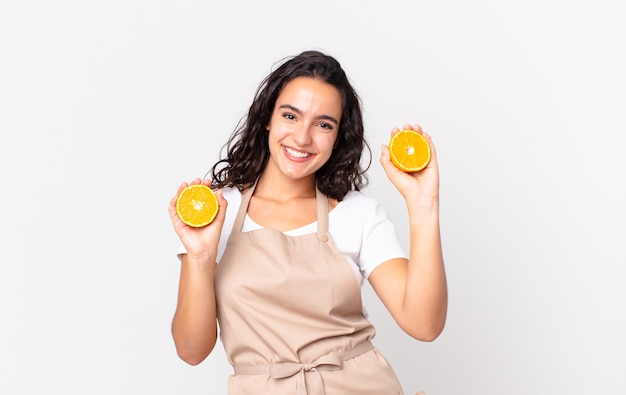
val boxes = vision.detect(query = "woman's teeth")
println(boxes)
[285,147,310,158]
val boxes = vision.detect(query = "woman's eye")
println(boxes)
[283,113,295,120]
[319,122,333,130]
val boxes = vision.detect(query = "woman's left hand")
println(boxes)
[380,124,440,206]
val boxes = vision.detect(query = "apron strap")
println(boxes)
[315,185,329,234]
[232,184,255,234]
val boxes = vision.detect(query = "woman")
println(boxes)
[168,50,447,394]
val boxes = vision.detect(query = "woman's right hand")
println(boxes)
[168,178,228,261]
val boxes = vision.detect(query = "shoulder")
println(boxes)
[331,190,394,233]
[335,190,386,215]
[220,186,242,223]
[220,186,241,200]
[340,189,379,206]
[219,186,243,211]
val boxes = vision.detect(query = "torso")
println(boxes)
[214,184,405,394]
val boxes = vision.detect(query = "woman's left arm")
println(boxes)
[369,124,448,341]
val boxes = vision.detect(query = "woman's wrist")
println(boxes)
[406,195,439,216]
[184,251,217,268]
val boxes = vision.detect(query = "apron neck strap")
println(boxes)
[232,182,329,234]
[232,183,255,233]
[315,185,329,234]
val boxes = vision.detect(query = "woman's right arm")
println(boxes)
[168,179,228,365]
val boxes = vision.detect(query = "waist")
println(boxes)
[233,341,375,395]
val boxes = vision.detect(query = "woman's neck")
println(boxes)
[254,172,316,201]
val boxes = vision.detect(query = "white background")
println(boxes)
[1,1,624,394]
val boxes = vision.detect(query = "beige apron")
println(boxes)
[214,184,408,395]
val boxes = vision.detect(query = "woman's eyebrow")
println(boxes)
[278,104,339,125]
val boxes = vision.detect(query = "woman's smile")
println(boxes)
[283,145,314,160]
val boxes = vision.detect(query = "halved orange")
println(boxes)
[176,184,219,227]
[389,130,431,172]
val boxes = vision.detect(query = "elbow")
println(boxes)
[175,345,213,366]
[172,331,216,366]
[421,317,446,342]
[171,322,217,366]
[180,355,206,366]
[400,315,447,342]
[413,326,444,342]
[403,325,444,342]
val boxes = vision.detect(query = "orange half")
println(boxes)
[176,184,219,227]
[389,130,431,172]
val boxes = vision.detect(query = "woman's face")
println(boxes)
[265,76,342,183]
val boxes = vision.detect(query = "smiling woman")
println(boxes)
[167,50,447,395]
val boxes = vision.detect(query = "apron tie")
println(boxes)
[270,354,341,395]
[233,341,374,395]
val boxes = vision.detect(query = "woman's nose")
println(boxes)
[292,124,312,145]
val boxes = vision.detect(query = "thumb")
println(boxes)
[380,144,400,178]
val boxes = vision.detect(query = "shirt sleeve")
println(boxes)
[357,197,408,279]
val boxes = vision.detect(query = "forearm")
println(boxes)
[403,202,448,340]
[172,253,218,365]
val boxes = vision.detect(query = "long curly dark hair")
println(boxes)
[209,50,371,201]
